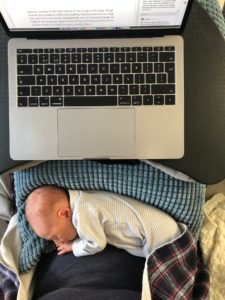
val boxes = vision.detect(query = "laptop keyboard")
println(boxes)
[17,46,176,107]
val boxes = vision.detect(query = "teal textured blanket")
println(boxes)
[14,160,206,273]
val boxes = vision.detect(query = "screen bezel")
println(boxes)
[0,0,193,39]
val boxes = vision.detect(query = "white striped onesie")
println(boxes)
[69,190,181,258]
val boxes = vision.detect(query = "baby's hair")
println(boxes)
[25,185,69,224]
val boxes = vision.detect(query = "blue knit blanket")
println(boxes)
[14,160,206,273]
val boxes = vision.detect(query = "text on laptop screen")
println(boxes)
[0,0,189,32]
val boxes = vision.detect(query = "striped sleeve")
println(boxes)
[72,202,107,256]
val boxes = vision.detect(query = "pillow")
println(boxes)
[14,160,206,273]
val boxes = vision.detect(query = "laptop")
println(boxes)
[0,0,192,160]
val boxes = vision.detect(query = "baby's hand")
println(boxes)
[55,241,73,255]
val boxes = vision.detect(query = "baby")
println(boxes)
[25,185,182,257]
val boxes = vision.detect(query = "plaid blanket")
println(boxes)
[0,229,209,300]
[0,264,19,300]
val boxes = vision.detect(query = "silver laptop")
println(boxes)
[0,0,192,160]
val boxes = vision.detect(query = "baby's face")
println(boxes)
[47,217,77,245]
[32,213,77,244]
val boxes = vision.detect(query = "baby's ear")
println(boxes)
[57,207,72,219]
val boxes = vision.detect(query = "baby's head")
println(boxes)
[25,185,77,244]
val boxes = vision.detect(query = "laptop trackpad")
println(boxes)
[58,108,136,158]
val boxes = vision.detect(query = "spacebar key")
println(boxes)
[64,96,117,106]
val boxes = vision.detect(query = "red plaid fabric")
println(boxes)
[147,229,209,299]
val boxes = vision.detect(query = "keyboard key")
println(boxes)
[48,75,57,85]
[124,74,133,84]
[119,96,131,105]
[77,64,87,74]
[66,64,76,74]
[165,95,175,105]
[17,55,27,64]
[115,53,125,62]
[17,65,32,75]
[39,54,49,64]
[75,86,85,95]
[45,65,54,74]
[72,53,81,63]
[165,46,175,51]
[80,75,90,85]
[104,53,114,63]
[118,85,128,95]
[51,97,63,106]
[112,74,122,84]
[102,75,112,84]
[28,54,38,64]
[99,64,109,74]
[77,48,87,53]
[40,97,50,106]
[18,97,28,106]
[44,49,54,53]
[137,52,147,62]
[17,49,32,53]
[154,95,164,105]
[146,74,155,83]
[18,76,35,86]
[140,85,150,94]
[58,75,68,85]
[91,75,100,84]
[61,54,71,63]
[108,85,117,95]
[135,74,144,84]
[143,63,153,73]
[154,63,164,73]
[159,52,175,62]
[18,87,30,96]
[165,63,175,83]
[152,84,175,94]
[93,53,103,63]
[110,64,120,73]
[132,63,142,73]
[69,75,79,85]
[157,74,167,83]
[121,63,131,73]
[126,53,136,62]
[50,54,60,63]
[56,65,65,74]
[143,95,153,105]
[34,65,44,74]
[64,96,117,106]
[29,97,39,106]
[97,86,106,95]
[132,96,142,105]
[82,53,92,63]
[64,86,74,95]
[55,48,65,53]
[148,52,158,62]
[37,76,46,85]
[53,86,63,95]
[129,85,139,95]
[88,64,98,74]
[42,86,52,96]
[86,86,96,95]
[99,47,109,52]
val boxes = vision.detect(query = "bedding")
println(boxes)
[200,193,225,300]
[13,160,206,273]
[0,215,209,300]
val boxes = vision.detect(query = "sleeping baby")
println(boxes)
[25,185,181,257]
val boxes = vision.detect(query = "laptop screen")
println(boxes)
[0,0,190,32]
